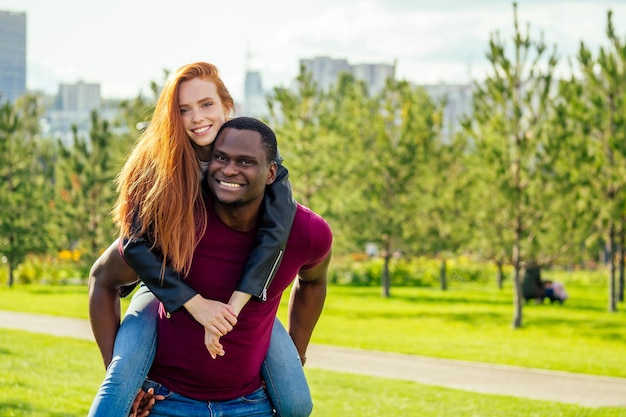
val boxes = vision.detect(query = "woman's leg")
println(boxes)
[88,285,159,417]
[262,318,313,417]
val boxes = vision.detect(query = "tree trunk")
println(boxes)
[382,254,391,298]
[512,213,523,329]
[619,220,624,303]
[381,234,391,298]
[496,260,504,289]
[8,234,15,287]
[8,258,14,287]
[608,223,617,312]
[439,258,447,291]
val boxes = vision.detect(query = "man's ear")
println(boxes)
[266,161,277,185]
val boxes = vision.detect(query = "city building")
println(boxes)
[56,81,101,112]
[242,56,472,135]
[421,82,474,141]
[299,56,395,94]
[43,81,103,144]
[242,70,269,118]
[0,10,27,104]
[351,62,395,95]
[299,56,351,91]
[298,56,471,139]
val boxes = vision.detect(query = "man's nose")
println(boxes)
[222,161,238,176]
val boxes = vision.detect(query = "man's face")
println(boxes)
[208,127,276,208]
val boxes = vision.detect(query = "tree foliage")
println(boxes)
[0,95,50,285]
[1,6,625,321]
[568,10,626,311]
[462,3,560,327]
[54,111,120,263]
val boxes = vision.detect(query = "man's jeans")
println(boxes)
[142,381,273,417]
[88,285,312,417]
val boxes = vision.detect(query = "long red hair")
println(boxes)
[113,62,234,274]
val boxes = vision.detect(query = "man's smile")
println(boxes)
[217,179,243,188]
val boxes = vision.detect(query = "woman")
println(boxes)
[88,62,311,417]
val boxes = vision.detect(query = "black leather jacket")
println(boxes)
[120,162,296,313]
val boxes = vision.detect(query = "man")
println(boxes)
[113,117,331,416]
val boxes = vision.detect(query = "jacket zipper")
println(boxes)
[261,249,284,301]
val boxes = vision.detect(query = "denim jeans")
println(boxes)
[142,380,273,417]
[88,285,312,417]
[263,320,312,416]
[88,285,158,417]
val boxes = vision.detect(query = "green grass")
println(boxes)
[1,329,624,417]
[300,283,626,377]
[0,281,625,416]
[0,329,103,416]
[1,282,625,377]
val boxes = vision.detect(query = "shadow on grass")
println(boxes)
[527,314,625,342]
[0,402,34,416]
[335,287,514,307]
[27,286,86,295]
[344,309,507,324]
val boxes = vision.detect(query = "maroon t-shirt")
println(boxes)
[147,196,332,401]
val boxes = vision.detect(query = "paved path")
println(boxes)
[1,310,625,408]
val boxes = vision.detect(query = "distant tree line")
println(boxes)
[1,5,624,326]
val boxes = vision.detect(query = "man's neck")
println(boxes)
[212,198,261,232]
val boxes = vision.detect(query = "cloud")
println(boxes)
[4,0,626,98]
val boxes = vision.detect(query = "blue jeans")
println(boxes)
[88,285,158,417]
[142,380,273,417]
[88,285,312,417]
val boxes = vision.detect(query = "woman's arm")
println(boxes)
[236,161,297,300]
[121,237,196,313]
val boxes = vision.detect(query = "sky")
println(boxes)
[2,0,625,102]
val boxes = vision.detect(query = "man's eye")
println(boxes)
[214,154,226,161]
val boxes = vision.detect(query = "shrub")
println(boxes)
[329,255,503,287]
[12,254,89,285]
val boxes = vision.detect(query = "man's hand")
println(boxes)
[129,388,164,417]
[183,295,238,357]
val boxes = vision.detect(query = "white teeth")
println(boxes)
[193,126,210,134]
[219,180,241,188]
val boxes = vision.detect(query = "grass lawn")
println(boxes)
[0,280,625,416]
[1,329,624,417]
[2,281,622,376]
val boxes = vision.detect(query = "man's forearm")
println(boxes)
[88,277,122,368]
[87,239,139,368]
[287,279,326,360]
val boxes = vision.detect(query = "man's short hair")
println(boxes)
[217,117,278,163]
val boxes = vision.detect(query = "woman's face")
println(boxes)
[178,77,230,160]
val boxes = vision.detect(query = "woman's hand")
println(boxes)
[183,295,238,357]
